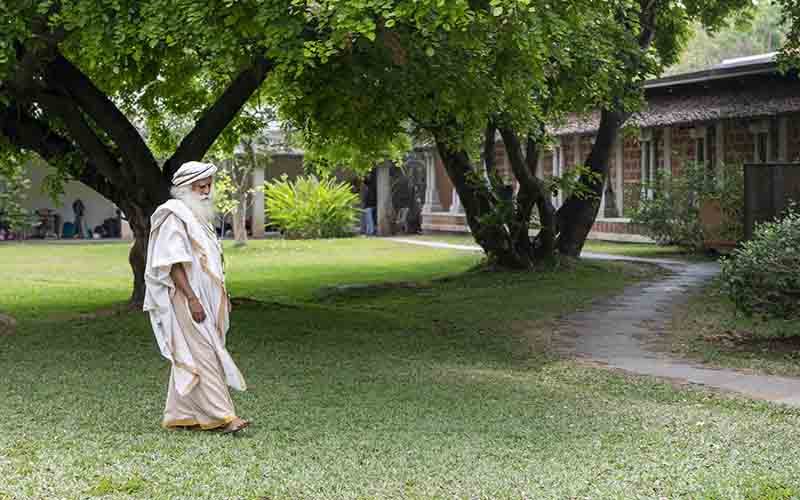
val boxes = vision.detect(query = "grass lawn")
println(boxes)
[2,238,800,499]
[667,281,800,378]
[408,234,708,261]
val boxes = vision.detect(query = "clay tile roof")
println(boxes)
[551,84,800,136]
[550,55,800,136]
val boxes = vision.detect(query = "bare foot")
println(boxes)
[222,417,250,434]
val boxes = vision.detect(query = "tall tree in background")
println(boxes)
[213,136,271,247]
[0,1,305,302]
[667,0,787,74]
[277,0,754,266]
[0,0,463,302]
[552,0,754,255]
[274,0,643,268]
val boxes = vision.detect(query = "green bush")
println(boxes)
[265,174,359,239]
[630,162,743,250]
[0,156,35,234]
[721,205,800,319]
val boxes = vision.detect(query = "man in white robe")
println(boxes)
[143,161,249,433]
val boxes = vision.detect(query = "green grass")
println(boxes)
[582,241,713,260]
[666,281,800,378]
[408,233,708,260]
[0,238,480,321]
[1,238,800,500]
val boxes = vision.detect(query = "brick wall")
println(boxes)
[622,134,641,182]
[563,137,576,169]
[592,220,644,235]
[670,126,692,176]
[723,119,755,164]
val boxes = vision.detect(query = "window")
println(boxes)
[707,125,717,169]
[690,125,713,171]
[750,120,772,164]
[757,132,769,163]
[695,137,705,164]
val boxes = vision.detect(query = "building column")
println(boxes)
[536,150,544,179]
[553,141,563,208]
[251,166,265,238]
[449,187,464,214]
[663,127,672,175]
[598,179,606,218]
[423,151,443,213]
[573,135,581,166]
[640,133,647,199]
[778,116,789,161]
[596,135,606,218]
[615,137,624,217]
[376,161,394,236]
[649,133,657,178]
[716,120,725,170]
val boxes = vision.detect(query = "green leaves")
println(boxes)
[721,203,800,319]
[265,174,359,239]
[0,151,36,233]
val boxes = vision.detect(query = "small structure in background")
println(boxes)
[419,53,800,243]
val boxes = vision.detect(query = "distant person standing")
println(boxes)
[72,198,86,239]
[363,171,377,236]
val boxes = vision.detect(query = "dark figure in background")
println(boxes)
[363,171,377,236]
[72,198,86,239]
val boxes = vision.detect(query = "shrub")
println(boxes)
[630,162,743,250]
[265,174,359,239]
[721,204,800,319]
[0,156,36,235]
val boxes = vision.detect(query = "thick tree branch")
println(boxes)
[498,127,544,191]
[553,1,655,257]
[526,134,556,258]
[500,127,555,259]
[36,91,127,187]
[0,103,119,201]
[482,119,505,196]
[164,55,274,178]
[46,54,162,187]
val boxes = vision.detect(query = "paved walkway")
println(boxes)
[389,237,800,408]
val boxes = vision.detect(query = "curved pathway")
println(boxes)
[389,237,800,407]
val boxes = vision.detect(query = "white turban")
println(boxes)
[171,161,218,187]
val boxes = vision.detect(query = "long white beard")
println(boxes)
[171,187,216,224]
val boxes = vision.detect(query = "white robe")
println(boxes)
[143,200,246,427]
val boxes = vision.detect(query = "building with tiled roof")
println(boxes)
[421,53,800,242]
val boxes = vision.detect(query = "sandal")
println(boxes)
[222,418,250,434]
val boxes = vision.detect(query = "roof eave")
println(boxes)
[644,63,777,90]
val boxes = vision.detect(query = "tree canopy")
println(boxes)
[272,0,755,265]
[0,0,475,300]
[0,0,789,295]
[667,0,787,74]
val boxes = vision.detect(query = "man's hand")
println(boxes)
[188,297,206,323]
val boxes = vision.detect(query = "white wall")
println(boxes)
[22,160,119,235]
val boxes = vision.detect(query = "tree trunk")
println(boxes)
[434,138,530,269]
[376,161,394,236]
[122,202,154,305]
[498,126,557,266]
[556,109,626,256]
[233,203,248,247]
[4,50,274,304]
